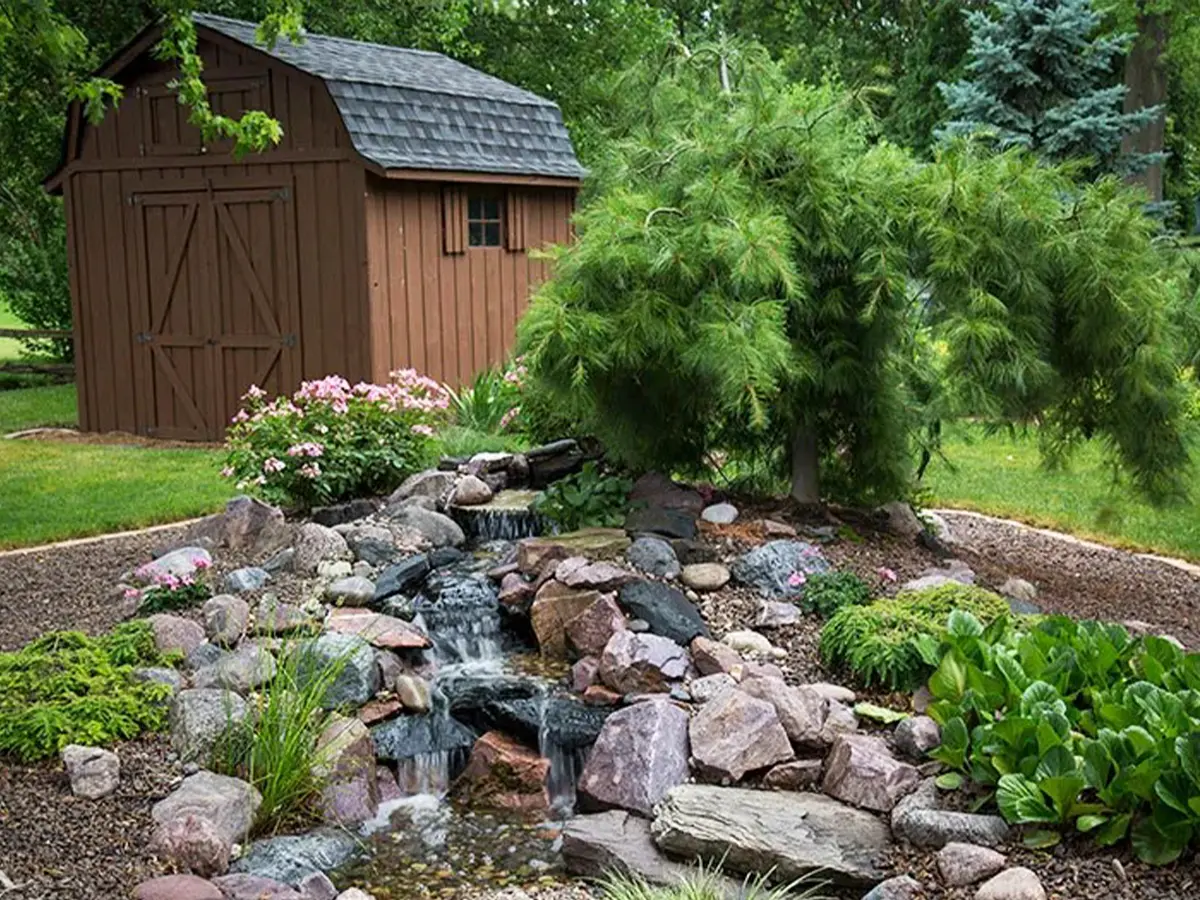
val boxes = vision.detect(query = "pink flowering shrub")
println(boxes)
[223,371,450,509]
[130,559,212,614]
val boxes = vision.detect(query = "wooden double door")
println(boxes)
[130,177,301,440]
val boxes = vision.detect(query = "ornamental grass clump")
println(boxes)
[597,860,830,900]
[0,622,177,762]
[223,370,450,509]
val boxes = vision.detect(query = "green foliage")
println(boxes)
[223,372,449,510]
[819,582,1009,690]
[799,571,872,619]
[519,42,1191,506]
[210,647,347,833]
[132,563,213,614]
[0,622,176,762]
[596,858,830,900]
[447,359,524,434]
[436,425,528,460]
[532,461,632,531]
[925,613,1200,863]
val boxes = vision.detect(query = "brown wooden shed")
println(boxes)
[46,13,584,441]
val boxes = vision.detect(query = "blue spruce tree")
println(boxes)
[938,0,1162,178]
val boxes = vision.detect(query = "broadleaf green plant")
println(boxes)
[532,462,632,532]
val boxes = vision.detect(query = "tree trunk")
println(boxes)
[1122,12,1169,204]
[789,423,820,505]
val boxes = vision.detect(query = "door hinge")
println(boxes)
[135,332,153,344]
[281,333,297,348]
[272,187,291,202]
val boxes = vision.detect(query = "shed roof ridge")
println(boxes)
[193,12,446,60]
[323,77,560,112]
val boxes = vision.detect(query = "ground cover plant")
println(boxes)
[922,611,1200,864]
[129,558,213,615]
[819,581,1010,690]
[223,370,450,510]
[533,461,632,531]
[798,570,873,619]
[0,622,176,762]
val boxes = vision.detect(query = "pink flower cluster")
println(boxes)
[499,406,520,430]
[263,457,286,474]
[298,462,322,479]
[787,571,808,588]
[503,356,528,387]
[286,442,324,458]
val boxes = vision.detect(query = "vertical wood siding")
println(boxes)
[364,178,575,386]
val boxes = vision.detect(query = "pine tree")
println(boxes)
[938,0,1162,177]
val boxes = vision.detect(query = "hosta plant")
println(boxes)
[532,461,632,531]
[223,371,450,509]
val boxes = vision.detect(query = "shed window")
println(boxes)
[468,195,503,247]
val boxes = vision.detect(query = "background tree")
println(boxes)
[519,42,1190,505]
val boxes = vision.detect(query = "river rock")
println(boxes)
[680,563,730,592]
[617,580,708,645]
[531,581,603,657]
[151,812,231,877]
[456,730,551,816]
[293,523,351,576]
[572,657,600,692]
[210,874,302,900]
[324,607,430,649]
[170,689,249,763]
[624,506,697,540]
[203,594,249,646]
[395,674,432,713]
[722,629,775,656]
[892,779,1011,848]
[880,500,923,538]
[345,526,399,566]
[755,600,802,627]
[939,842,1007,887]
[626,536,681,579]
[297,872,339,900]
[822,734,921,812]
[386,506,465,548]
[325,576,376,606]
[975,868,1045,900]
[650,784,890,886]
[133,875,223,900]
[451,474,494,506]
[148,614,206,656]
[688,673,736,703]
[737,677,827,747]
[193,644,277,694]
[862,876,924,900]
[762,759,823,791]
[599,630,690,694]
[224,566,270,594]
[230,829,360,884]
[730,540,831,599]
[372,553,431,605]
[578,700,689,816]
[255,595,315,634]
[895,715,942,758]
[557,558,636,592]
[565,594,627,658]
[294,633,380,709]
[690,636,743,675]
[689,688,792,781]
[61,744,119,799]
[700,503,738,524]
[152,771,261,845]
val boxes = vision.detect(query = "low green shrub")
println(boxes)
[0,622,177,762]
[129,559,213,614]
[210,648,348,833]
[922,612,1200,863]
[533,461,632,531]
[223,371,449,510]
[800,571,872,618]
[819,582,1009,689]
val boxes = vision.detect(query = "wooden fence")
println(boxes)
[0,329,74,378]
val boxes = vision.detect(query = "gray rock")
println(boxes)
[901,561,975,592]
[224,567,270,594]
[138,547,213,583]
[193,644,277,695]
[387,470,459,508]
[626,536,681,579]
[152,771,261,845]
[679,563,730,592]
[187,496,292,556]
[296,872,339,900]
[230,829,360,884]
[880,500,923,538]
[325,576,376,605]
[938,842,1007,887]
[731,540,831,599]
[203,595,250,646]
[687,673,737,703]
[651,784,891,886]
[451,474,493,506]
[132,666,184,695]
[738,677,827,748]
[862,876,924,900]
[822,734,921,813]
[61,744,120,799]
[210,874,302,900]
[254,595,315,635]
[599,630,691,694]
[999,577,1037,604]
[294,633,380,709]
[578,700,690,816]
[762,759,823,791]
[311,498,379,528]
[892,779,1010,849]
[819,699,860,746]
[690,636,743,675]
[148,614,207,656]
[293,524,351,576]
[807,682,857,704]
[975,868,1045,900]
[895,715,942,758]
[755,600,803,627]
[150,812,231,878]
[169,689,249,763]
[700,502,739,524]
[689,687,793,781]
[184,642,225,672]
[372,713,477,762]
[346,525,400,566]
[629,472,705,516]
[394,674,431,713]
[617,580,708,645]
[624,506,697,540]
[385,506,465,548]
[373,553,431,606]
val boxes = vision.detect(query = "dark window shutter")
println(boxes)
[505,190,527,251]
[443,186,466,254]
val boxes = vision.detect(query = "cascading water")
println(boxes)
[450,490,547,542]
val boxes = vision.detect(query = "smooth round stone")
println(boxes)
[700,503,739,524]
[680,563,731,592]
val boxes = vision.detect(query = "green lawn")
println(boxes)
[0,299,26,361]
[0,383,77,433]
[924,425,1200,563]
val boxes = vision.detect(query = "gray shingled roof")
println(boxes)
[194,13,585,179]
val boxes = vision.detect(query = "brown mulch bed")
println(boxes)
[0,735,179,899]
[6,427,224,450]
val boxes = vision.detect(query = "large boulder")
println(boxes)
[386,470,458,508]
[730,540,831,599]
[148,614,207,656]
[617,580,708,645]
[203,594,250,646]
[193,644,277,695]
[891,778,1010,849]
[651,784,891,886]
[150,813,231,878]
[599,631,690,694]
[170,689,249,763]
[294,633,380,709]
[186,496,292,556]
[565,594,627,658]
[517,529,632,572]
[151,771,261,845]
[293,524,351,576]
[61,744,120,799]
[578,700,690,817]
[737,677,827,748]
[455,731,551,816]
[230,830,360,884]
[137,547,212,584]
[324,607,430,649]
[530,581,603,658]
[345,525,400,567]
[822,734,921,813]
[385,506,465,548]
[688,688,792,781]
[626,537,681,579]
[372,553,431,606]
